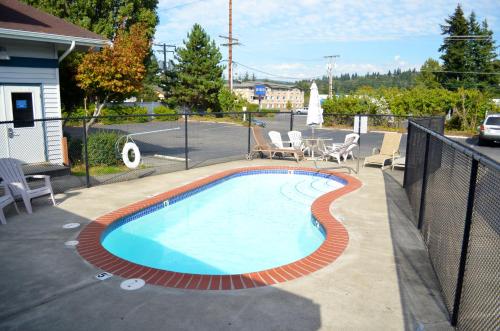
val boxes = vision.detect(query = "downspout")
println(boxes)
[58,40,75,62]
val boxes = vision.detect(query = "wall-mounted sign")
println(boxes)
[255,85,266,96]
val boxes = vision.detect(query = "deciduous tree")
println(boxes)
[76,24,150,130]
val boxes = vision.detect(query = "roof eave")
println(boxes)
[0,28,110,47]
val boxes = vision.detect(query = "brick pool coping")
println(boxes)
[77,166,362,290]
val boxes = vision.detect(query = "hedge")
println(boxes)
[153,105,179,121]
[84,131,123,166]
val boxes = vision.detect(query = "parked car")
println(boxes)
[251,118,266,127]
[294,107,308,115]
[478,114,500,146]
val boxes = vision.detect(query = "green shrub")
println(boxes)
[84,131,123,166]
[68,136,83,164]
[445,115,462,131]
[254,108,279,117]
[153,105,179,121]
[100,105,149,124]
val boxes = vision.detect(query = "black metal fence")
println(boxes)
[404,120,499,330]
[1,112,442,194]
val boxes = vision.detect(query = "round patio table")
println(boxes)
[302,137,333,159]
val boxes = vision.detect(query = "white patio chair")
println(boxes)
[0,158,56,214]
[329,133,359,152]
[268,131,294,150]
[287,131,310,155]
[0,184,19,225]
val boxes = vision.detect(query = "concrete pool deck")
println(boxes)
[0,159,452,330]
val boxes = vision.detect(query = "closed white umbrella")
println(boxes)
[307,81,323,137]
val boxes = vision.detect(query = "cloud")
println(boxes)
[155,0,499,76]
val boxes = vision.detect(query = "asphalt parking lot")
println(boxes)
[450,136,500,162]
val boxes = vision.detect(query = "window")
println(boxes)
[11,93,34,128]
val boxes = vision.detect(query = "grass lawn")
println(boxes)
[71,164,131,176]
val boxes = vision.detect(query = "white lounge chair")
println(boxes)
[0,184,19,225]
[0,158,56,214]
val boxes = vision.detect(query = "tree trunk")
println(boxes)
[85,96,107,132]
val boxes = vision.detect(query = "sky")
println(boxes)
[155,0,500,81]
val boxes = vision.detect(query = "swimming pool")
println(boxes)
[101,171,345,275]
[77,167,361,290]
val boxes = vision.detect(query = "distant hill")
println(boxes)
[296,68,419,95]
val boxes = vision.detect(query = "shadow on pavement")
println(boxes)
[382,170,453,331]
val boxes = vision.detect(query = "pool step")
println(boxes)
[280,179,338,205]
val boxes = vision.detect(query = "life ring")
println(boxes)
[122,142,141,169]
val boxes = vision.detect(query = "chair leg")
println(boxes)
[21,194,33,214]
[0,209,6,225]
[50,192,56,206]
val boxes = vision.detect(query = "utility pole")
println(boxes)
[220,0,240,91]
[154,43,176,73]
[324,55,340,98]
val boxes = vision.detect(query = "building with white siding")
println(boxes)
[0,0,107,165]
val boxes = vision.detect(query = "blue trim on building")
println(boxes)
[0,57,58,68]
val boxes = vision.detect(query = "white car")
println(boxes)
[478,114,500,146]
[295,107,308,115]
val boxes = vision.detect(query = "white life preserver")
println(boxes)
[122,142,141,169]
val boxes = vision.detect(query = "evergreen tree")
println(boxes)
[439,4,469,88]
[473,20,498,91]
[164,24,224,112]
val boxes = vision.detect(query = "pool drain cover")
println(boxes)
[65,240,79,247]
[121,278,145,290]
[63,223,80,229]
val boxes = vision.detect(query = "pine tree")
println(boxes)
[439,4,469,88]
[165,24,224,112]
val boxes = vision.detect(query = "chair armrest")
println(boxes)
[26,174,51,186]
[26,175,50,179]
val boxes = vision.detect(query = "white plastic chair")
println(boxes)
[287,131,310,155]
[0,158,56,214]
[268,131,294,150]
[330,133,359,151]
[0,184,19,225]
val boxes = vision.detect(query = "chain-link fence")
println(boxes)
[404,120,499,330]
[1,112,443,194]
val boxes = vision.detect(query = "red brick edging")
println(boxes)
[77,166,362,290]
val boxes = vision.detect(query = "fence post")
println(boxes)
[82,118,90,188]
[247,112,252,155]
[356,114,361,174]
[403,120,412,188]
[417,132,431,229]
[184,113,188,170]
[289,111,294,131]
[451,158,479,326]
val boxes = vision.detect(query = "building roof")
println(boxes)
[233,81,302,91]
[0,0,108,46]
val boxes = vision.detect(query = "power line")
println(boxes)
[162,0,208,11]
[232,61,321,81]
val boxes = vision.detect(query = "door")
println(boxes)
[0,85,46,163]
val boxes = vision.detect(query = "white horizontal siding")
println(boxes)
[0,66,63,164]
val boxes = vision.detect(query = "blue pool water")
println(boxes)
[102,172,345,275]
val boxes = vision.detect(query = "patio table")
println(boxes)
[303,137,333,159]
